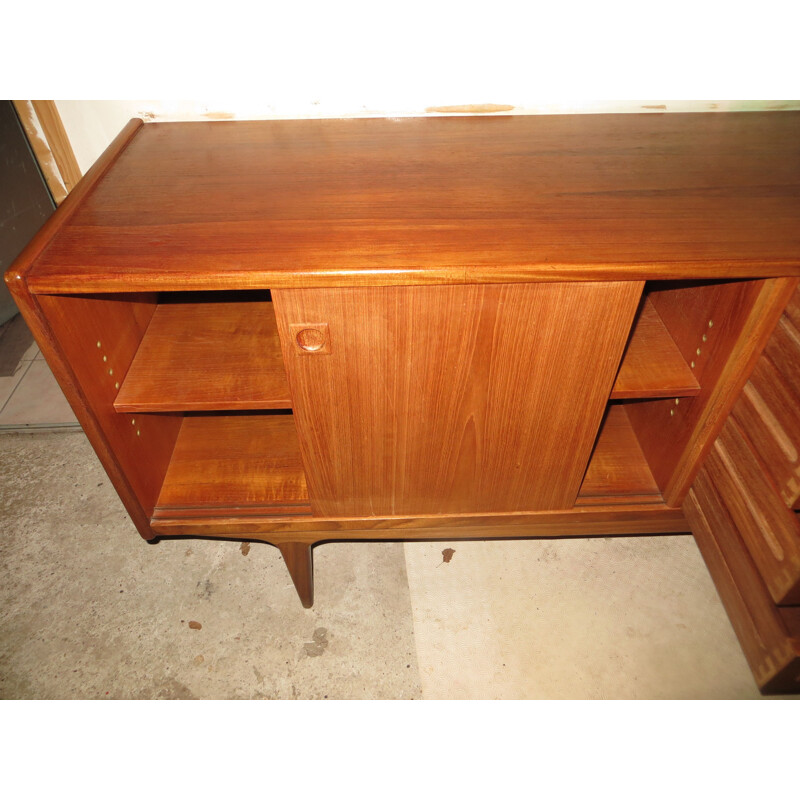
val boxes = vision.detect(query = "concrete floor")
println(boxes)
[0,426,788,699]
[0,430,421,699]
[405,538,769,699]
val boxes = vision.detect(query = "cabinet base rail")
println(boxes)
[149,505,690,608]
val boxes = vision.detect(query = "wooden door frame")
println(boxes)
[12,101,82,205]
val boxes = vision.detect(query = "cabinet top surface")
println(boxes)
[13,113,800,292]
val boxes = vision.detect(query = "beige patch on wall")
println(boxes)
[425,103,515,114]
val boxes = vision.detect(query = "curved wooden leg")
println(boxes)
[277,542,314,608]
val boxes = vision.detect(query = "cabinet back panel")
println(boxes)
[273,282,642,516]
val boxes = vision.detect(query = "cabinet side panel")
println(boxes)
[733,357,800,508]
[703,419,800,605]
[685,477,800,694]
[627,278,799,506]
[273,282,642,516]
[35,293,182,535]
[731,285,800,508]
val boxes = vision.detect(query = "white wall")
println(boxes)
[10,1,796,175]
[55,99,800,177]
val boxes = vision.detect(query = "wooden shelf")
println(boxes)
[115,300,291,412]
[577,404,661,504]
[610,297,700,400]
[154,414,311,518]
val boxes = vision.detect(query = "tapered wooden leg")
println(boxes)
[277,542,314,608]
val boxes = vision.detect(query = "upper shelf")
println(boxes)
[610,296,700,400]
[114,299,291,412]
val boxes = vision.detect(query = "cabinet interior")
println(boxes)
[114,290,290,412]
[41,278,771,522]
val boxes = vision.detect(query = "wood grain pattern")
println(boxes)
[610,296,699,399]
[274,281,642,516]
[763,315,800,401]
[703,419,800,605]
[783,285,800,332]
[149,504,689,542]
[732,359,800,508]
[115,298,291,412]
[17,113,800,294]
[626,278,799,506]
[578,405,661,501]
[4,118,142,289]
[155,414,311,517]
[685,475,800,693]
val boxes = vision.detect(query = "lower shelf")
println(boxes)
[153,413,312,519]
[577,404,661,504]
[152,402,662,524]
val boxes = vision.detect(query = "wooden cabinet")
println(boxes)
[7,113,800,693]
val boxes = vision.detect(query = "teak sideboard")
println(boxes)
[7,113,800,694]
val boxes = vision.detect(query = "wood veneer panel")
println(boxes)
[703,419,800,605]
[626,278,799,506]
[762,315,800,402]
[114,299,291,412]
[19,114,800,293]
[732,359,800,508]
[578,405,661,501]
[610,297,699,399]
[274,281,642,516]
[685,474,800,694]
[150,504,689,542]
[783,285,800,332]
[155,414,311,517]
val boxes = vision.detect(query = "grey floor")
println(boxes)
[0,431,421,700]
[0,315,784,699]
[0,314,78,430]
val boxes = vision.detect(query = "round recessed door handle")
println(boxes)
[295,328,326,352]
[289,323,331,355]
